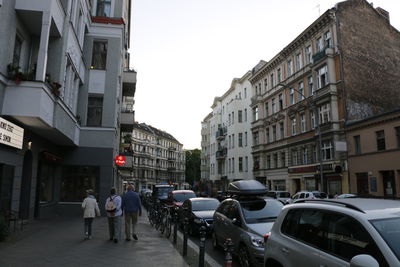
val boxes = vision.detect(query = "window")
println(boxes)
[253,132,259,145]
[238,133,243,147]
[317,37,323,52]
[87,96,103,126]
[61,166,99,202]
[245,132,248,146]
[310,111,316,129]
[313,145,318,162]
[280,122,284,139]
[300,114,306,133]
[296,53,302,71]
[324,31,332,47]
[244,88,247,98]
[239,157,243,172]
[292,149,298,165]
[266,128,270,143]
[322,141,333,160]
[272,125,277,142]
[279,94,283,110]
[91,41,108,69]
[244,109,247,122]
[232,112,234,125]
[308,76,314,96]
[298,82,304,100]
[319,103,331,124]
[396,127,400,148]
[267,155,271,169]
[376,130,386,151]
[270,73,274,88]
[96,0,112,17]
[272,98,276,113]
[228,135,231,149]
[228,114,231,126]
[277,68,282,83]
[232,134,235,148]
[317,65,328,88]
[265,102,269,117]
[264,78,268,91]
[258,83,262,94]
[238,110,243,123]
[253,106,259,121]
[245,156,248,172]
[291,118,297,135]
[354,135,361,154]
[302,148,308,164]
[13,34,23,67]
[287,59,293,76]
[305,45,312,64]
[232,158,235,173]
[290,88,295,105]
[273,154,278,168]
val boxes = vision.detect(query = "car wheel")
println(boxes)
[212,232,220,250]
[238,245,252,267]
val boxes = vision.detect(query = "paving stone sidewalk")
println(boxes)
[0,211,188,267]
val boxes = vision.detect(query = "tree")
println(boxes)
[185,149,201,186]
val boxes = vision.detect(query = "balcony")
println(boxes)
[2,81,80,146]
[120,109,134,131]
[216,127,227,140]
[122,68,137,97]
[216,148,227,159]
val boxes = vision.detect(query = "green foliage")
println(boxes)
[0,214,9,242]
[185,149,201,186]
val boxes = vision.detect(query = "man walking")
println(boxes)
[105,188,122,243]
[122,184,142,241]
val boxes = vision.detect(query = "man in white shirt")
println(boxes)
[105,188,122,243]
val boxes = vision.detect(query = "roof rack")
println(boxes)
[294,199,365,213]
[227,180,268,196]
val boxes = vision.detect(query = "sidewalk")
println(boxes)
[0,211,188,267]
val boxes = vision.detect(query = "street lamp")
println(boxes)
[277,83,324,192]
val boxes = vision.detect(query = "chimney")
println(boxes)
[376,7,390,23]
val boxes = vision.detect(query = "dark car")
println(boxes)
[152,184,174,202]
[181,197,220,235]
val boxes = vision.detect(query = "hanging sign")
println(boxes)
[115,155,126,166]
[0,117,24,149]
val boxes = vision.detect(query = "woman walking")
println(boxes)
[82,189,101,240]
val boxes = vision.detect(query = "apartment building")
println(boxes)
[346,110,400,198]
[200,113,212,181]
[202,72,254,191]
[129,122,185,190]
[249,0,400,195]
[0,0,135,218]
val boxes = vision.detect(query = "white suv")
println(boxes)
[264,199,400,267]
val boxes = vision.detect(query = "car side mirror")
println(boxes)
[231,218,241,226]
[350,255,379,267]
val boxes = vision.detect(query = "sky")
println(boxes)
[130,0,400,150]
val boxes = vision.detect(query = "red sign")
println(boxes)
[115,155,126,166]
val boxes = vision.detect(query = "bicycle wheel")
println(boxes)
[165,215,172,238]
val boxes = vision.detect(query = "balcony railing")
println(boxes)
[216,127,227,140]
[216,148,227,159]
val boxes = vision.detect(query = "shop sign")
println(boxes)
[115,155,126,166]
[0,117,24,149]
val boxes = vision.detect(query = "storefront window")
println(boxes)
[38,162,55,203]
[0,164,14,211]
[60,166,99,202]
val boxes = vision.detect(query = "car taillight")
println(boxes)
[263,232,271,243]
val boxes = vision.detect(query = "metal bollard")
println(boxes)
[173,208,178,244]
[198,226,207,267]
[183,216,189,256]
[224,238,234,267]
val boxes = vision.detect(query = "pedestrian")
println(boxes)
[122,184,142,241]
[81,189,101,240]
[105,187,122,243]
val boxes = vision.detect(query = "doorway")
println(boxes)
[356,172,369,195]
[381,170,396,197]
[19,151,33,219]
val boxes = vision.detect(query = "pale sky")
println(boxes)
[131,0,400,150]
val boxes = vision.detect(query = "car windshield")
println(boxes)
[241,199,283,223]
[278,192,290,198]
[173,192,196,202]
[313,192,327,198]
[371,217,400,261]
[156,187,174,197]
[192,199,220,211]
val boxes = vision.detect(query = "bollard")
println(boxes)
[173,208,178,244]
[198,226,207,267]
[224,238,234,267]
[183,216,189,256]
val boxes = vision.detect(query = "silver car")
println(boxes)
[212,197,284,267]
[264,198,400,267]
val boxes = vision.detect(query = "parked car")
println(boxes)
[180,197,220,235]
[152,184,175,202]
[335,193,358,199]
[167,190,196,208]
[212,180,284,267]
[285,191,328,204]
[264,198,400,267]
[266,191,291,204]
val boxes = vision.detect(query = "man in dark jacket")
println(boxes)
[122,184,142,241]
